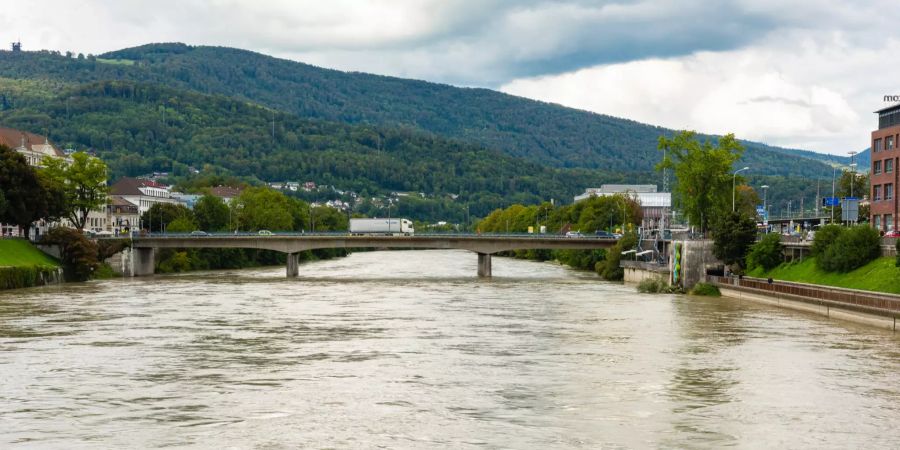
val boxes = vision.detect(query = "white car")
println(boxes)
[565,231,584,238]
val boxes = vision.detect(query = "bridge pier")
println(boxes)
[133,247,155,276]
[477,252,492,278]
[286,252,299,278]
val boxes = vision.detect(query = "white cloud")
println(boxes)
[501,30,900,154]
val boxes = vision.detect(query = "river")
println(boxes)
[1,249,899,448]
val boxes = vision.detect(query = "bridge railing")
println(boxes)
[125,231,620,240]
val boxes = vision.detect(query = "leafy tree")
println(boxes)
[166,216,198,233]
[310,206,348,231]
[140,203,192,232]
[658,131,744,231]
[42,227,99,281]
[711,211,757,271]
[0,145,49,235]
[42,152,110,230]
[0,189,7,217]
[734,185,761,218]
[746,233,783,271]
[193,195,229,231]
[598,231,639,280]
[231,187,293,231]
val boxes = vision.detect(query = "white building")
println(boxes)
[575,184,672,230]
[109,177,179,216]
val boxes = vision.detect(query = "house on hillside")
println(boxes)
[208,186,244,204]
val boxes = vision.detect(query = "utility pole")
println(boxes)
[831,166,836,224]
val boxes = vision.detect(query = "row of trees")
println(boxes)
[475,194,643,280]
[0,145,108,236]
[139,187,349,273]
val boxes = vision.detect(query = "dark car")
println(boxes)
[595,230,616,239]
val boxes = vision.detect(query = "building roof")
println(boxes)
[875,103,900,114]
[594,184,658,194]
[110,177,170,195]
[0,127,66,157]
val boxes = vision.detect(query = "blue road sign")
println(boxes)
[823,197,840,207]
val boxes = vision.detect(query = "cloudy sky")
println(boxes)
[2,0,898,154]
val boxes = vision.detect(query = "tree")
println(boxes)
[140,203,193,232]
[658,131,745,231]
[43,152,110,231]
[711,210,757,271]
[231,187,293,231]
[746,233,783,272]
[0,189,6,218]
[166,216,199,233]
[193,195,229,231]
[42,227,99,281]
[818,226,880,272]
[0,145,49,236]
[734,185,761,218]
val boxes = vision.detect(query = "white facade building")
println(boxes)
[574,184,672,230]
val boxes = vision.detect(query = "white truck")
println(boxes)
[350,218,415,235]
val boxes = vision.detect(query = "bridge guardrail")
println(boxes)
[124,231,620,240]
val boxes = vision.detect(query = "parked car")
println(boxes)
[190,230,209,236]
[885,230,900,238]
[94,230,114,238]
[258,230,273,236]
[594,230,616,239]
[565,231,584,238]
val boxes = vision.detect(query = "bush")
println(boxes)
[895,239,900,268]
[41,227,99,282]
[637,278,666,293]
[690,282,721,296]
[597,231,638,280]
[746,233,783,271]
[818,226,881,272]
[811,224,844,256]
[0,265,59,289]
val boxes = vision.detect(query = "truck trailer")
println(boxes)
[349,218,415,235]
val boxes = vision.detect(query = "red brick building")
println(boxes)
[871,104,900,231]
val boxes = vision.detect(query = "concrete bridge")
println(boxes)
[129,234,618,278]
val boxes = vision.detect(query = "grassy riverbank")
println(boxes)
[0,239,59,267]
[747,257,900,294]
[0,239,61,290]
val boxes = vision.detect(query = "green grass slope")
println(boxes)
[0,239,59,267]
[748,257,900,294]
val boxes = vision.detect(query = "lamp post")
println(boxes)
[761,185,769,233]
[732,166,750,212]
[831,166,837,224]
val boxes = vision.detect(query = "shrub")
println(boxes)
[41,227,99,282]
[895,239,900,268]
[637,277,666,293]
[818,226,881,272]
[746,233,783,271]
[597,231,638,280]
[690,282,721,296]
[811,224,844,256]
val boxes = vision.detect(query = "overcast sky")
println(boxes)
[2,0,898,155]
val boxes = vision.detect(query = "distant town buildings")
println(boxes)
[109,177,179,215]
[575,184,672,230]
[871,103,900,231]
[207,186,244,204]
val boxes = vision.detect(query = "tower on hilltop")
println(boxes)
[11,41,21,52]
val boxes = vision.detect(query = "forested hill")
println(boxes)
[0,43,836,178]
[0,79,657,217]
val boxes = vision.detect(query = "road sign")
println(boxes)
[822,197,840,207]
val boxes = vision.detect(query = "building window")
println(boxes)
[874,185,882,201]
[875,160,882,174]
[887,215,894,232]
[888,136,896,150]
[886,183,894,201]
[887,159,894,173]
[874,215,882,230]
[875,138,883,152]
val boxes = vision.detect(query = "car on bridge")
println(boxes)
[190,230,209,237]
[594,230,616,239]
[565,231,585,238]
[258,230,273,236]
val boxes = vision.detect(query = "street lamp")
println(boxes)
[732,167,750,212]
[761,185,769,233]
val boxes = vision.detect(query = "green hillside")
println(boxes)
[0,79,655,218]
[0,44,836,178]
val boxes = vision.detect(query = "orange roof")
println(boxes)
[0,127,66,157]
